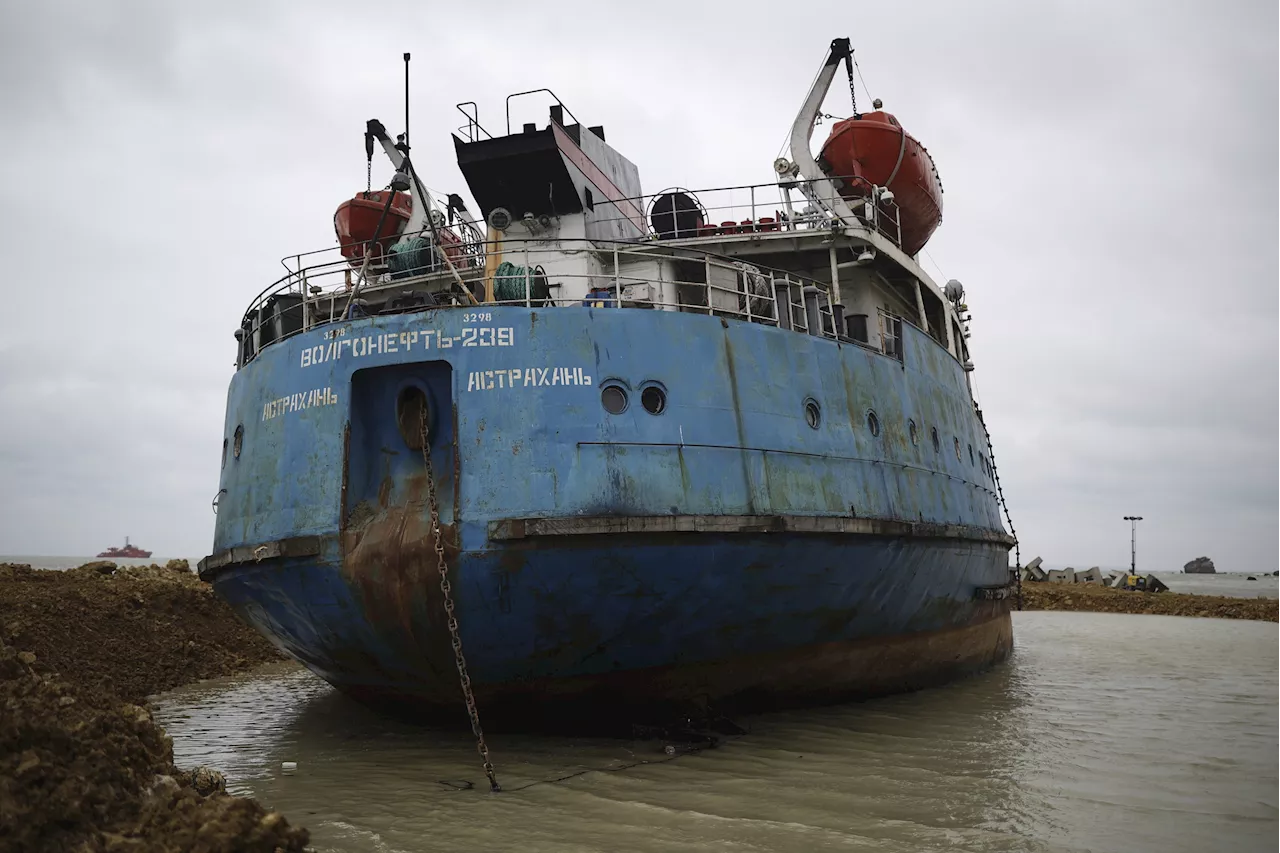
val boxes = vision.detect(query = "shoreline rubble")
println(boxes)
[0,561,308,851]
[1019,581,1278,621]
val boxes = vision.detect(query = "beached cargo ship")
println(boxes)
[200,39,1016,728]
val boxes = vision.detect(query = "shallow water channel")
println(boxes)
[153,612,1278,852]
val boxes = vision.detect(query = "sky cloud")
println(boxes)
[0,0,1275,571]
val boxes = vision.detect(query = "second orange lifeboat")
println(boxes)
[819,110,943,257]
[334,190,413,266]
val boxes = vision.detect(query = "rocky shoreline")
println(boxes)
[1020,581,1279,621]
[0,562,308,851]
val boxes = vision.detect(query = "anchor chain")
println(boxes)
[419,415,501,792]
[975,404,1021,610]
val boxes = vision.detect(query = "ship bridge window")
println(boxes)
[879,311,902,359]
[931,427,940,453]
[867,410,881,437]
[954,437,962,462]
[584,187,595,211]
[908,419,919,446]
[233,425,243,459]
[968,443,974,466]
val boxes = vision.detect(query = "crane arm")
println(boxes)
[787,38,859,227]
[366,118,432,234]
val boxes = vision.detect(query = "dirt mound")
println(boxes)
[1022,582,1278,621]
[0,634,308,852]
[0,563,285,703]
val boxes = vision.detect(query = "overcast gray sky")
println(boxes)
[0,0,1275,571]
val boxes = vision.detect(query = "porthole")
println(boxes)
[396,385,431,450]
[867,410,881,437]
[601,383,628,415]
[233,425,244,459]
[908,419,919,446]
[221,438,228,469]
[804,398,821,429]
[954,437,962,461]
[931,427,940,453]
[640,384,667,415]
[968,444,974,466]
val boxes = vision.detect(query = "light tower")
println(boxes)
[1123,516,1143,575]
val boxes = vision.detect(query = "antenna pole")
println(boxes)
[403,52,411,153]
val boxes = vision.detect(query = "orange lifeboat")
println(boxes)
[333,190,413,266]
[818,110,943,257]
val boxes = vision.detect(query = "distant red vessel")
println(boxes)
[96,536,151,559]
[819,109,944,257]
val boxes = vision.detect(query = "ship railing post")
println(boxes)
[789,274,803,334]
[523,245,531,307]
[750,185,756,228]
[301,273,310,332]
[613,244,620,308]
[744,264,753,325]
[704,256,713,317]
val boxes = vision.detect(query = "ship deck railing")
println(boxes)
[587,176,904,249]
[237,237,897,368]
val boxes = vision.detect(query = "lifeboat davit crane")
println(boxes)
[784,38,944,258]
[333,115,478,303]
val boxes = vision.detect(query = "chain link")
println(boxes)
[419,416,501,792]
[844,52,858,115]
[975,405,1021,611]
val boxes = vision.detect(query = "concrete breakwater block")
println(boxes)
[1019,559,1170,593]
[1076,567,1105,584]
[1046,568,1076,584]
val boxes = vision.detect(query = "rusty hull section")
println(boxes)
[345,608,1014,730]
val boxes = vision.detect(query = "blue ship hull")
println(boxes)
[203,306,1014,724]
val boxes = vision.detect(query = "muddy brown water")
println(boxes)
[151,612,1277,853]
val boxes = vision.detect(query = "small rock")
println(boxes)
[189,766,227,796]
[17,651,36,665]
[81,560,118,575]
[58,695,76,707]
[15,750,40,775]
[165,559,190,571]
[120,703,151,725]
[150,774,181,795]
